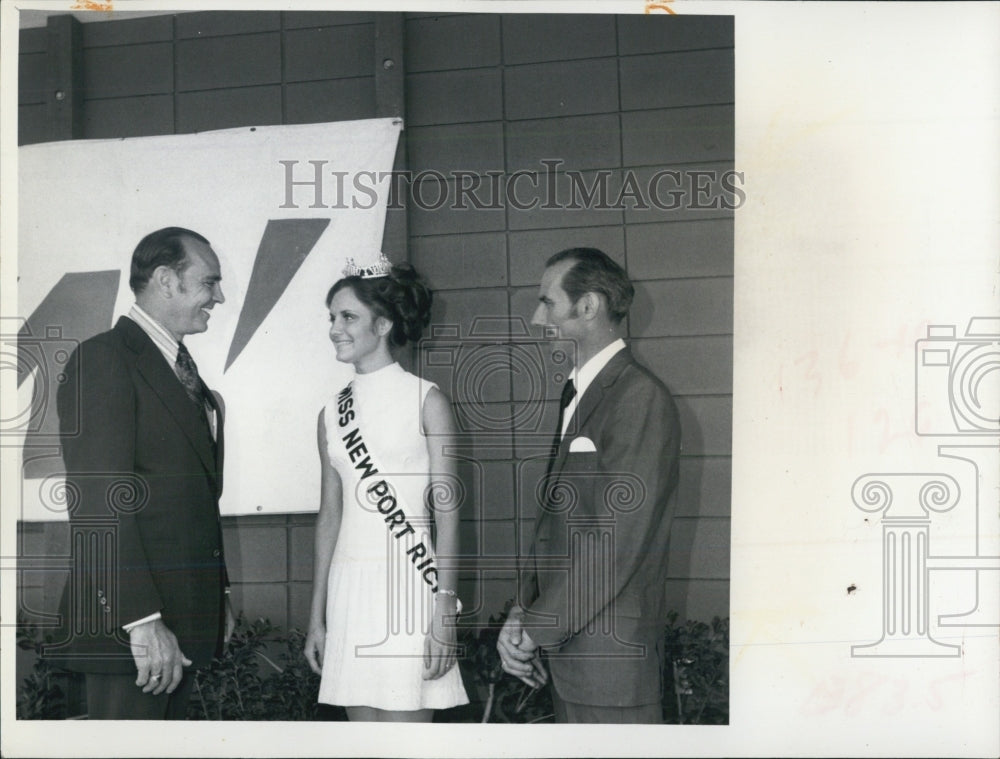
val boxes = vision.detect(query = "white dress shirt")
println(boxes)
[560,338,626,438]
[127,304,217,439]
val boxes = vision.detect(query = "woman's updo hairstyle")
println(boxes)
[326,262,432,348]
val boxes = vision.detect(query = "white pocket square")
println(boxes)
[569,436,596,453]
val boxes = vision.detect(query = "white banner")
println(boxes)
[13,118,402,519]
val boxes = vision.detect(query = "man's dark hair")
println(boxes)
[129,227,210,294]
[546,247,634,324]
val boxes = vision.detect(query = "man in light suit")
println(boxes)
[498,247,681,723]
[49,227,233,719]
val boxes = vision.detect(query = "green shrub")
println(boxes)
[15,616,73,720]
[16,608,728,724]
[662,611,730,724]
[187,615,323,721]
[457,603,730,724]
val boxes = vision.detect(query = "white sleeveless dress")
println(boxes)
[317,362,468,710]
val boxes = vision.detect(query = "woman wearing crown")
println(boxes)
[304,254,469,721]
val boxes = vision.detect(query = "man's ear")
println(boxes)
[152,265,177,298]
[579,291,602,320]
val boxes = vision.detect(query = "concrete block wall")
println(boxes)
[18,11,379,143]
[401,12,734,624]
[17,11,732,638]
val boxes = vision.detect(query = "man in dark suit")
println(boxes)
[497,247,682,723]
[49,227,233,719]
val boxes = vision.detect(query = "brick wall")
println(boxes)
[401,12,733,623]
[17,10,732,636]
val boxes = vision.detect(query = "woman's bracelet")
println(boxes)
[434,589,462,614]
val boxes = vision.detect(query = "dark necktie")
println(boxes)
[550,378,577,459]
[176,344,216,466]
[175,342,207,411]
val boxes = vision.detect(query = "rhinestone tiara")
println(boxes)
[343,253,393,279]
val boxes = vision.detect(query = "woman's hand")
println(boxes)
[422,602,459,680]
[304,624,326,676]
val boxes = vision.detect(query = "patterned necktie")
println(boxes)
[175,342,206,410]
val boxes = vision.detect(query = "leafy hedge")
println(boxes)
[17,609,728,723]
[186,617,324,721]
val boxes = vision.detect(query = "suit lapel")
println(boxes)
[118,318,220,490]
[551,348,633,476]
[535,348,634,541]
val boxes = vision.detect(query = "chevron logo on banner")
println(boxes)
[10,119,403,519]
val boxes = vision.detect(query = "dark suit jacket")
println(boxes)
[521,348,681,708]
[49,316,228,674]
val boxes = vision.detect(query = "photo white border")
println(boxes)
[3,1,998,757]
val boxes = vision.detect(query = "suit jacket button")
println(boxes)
[212,549,221,558]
